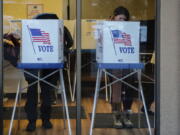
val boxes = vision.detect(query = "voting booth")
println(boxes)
[8,20,72,135]
[96,21,140,64]
[89,21,152,135]
[19,20,64,68]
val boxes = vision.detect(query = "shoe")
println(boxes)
[122,117,133,128]
[26,121,36,132]
[147,110,155,115]
[113,113,123,129]
[141,107,154,115]
[122,110,133,128]
[42,120,53,129]
[51,100,57,105]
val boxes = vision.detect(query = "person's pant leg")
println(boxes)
[40,69,58,120]
[24,69,38,121]
[110,69,123,112]
[122,85,134,110]
[122,69,135,111]
[143,83,154,110]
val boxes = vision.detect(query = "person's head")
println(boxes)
[33,13,59,19]
[112,6,130,21]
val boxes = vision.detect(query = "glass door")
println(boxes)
[0,0,160,135]
[76,0,157,134]
[2,0,76,134]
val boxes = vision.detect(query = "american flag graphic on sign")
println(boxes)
[29,28,51,45]
[111,30,132,46]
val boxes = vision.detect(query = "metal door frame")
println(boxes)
[76,0,82,135]
[155,0,161,134]
[0,0,3,134]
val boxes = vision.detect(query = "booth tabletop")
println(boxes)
[17,63,64,69]
[97,63,144,69]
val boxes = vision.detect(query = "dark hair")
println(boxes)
[33,13,59,19]
[113,6,130,21]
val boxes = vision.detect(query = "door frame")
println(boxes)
[0,0,3,134]
[155,0,161,134]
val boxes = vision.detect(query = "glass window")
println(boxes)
[1,0,157,135]
[79,0,156,135]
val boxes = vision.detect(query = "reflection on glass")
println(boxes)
[2,0,155,134]
[80,0,155,135]
[3,0,73,135]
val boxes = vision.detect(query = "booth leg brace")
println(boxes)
[8,80,21,135]
[8,69,73,135]
[89,69,103,135]
[59,69,72,135]
[137,69,153,135]
[89,69,153,135]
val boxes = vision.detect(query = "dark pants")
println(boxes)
[111,69,123,104]
[111,69,135,112]
[24,69,58,122]
[143,83,154,110]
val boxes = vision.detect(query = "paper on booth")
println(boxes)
[21,20,63,63]
[95,21,140,64]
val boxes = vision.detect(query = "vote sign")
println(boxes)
[96,21,140,63]
[21,20,63,63]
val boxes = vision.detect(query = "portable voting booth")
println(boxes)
[89,21,152,135]
[8,20,72,135]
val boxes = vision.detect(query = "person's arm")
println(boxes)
[64,26,73,49]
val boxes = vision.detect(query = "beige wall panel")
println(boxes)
[160,0,180,134]
[70,0,155,20]
[3,0,63,33]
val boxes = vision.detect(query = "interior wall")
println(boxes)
[62,0,68,19]
[3,0,63,19]
[3,0,64,93]
[70,0,155,20]
[3,0,63,33]
[160,0,180,134]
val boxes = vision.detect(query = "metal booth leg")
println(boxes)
[59,69,72,135]
[137,69,152,135]
[138,78,141,129]
[72,66,77,102]
[104,71,109,102]
[17,79,22,130]
[109,80,112,103]
[89,69,103,135]
[66,68,73,102]
[59,78,67,130]
[38,71,41,104]
[8,80,21,135]
[67,52,74,102]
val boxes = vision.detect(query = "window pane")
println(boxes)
[79,0,156,134]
